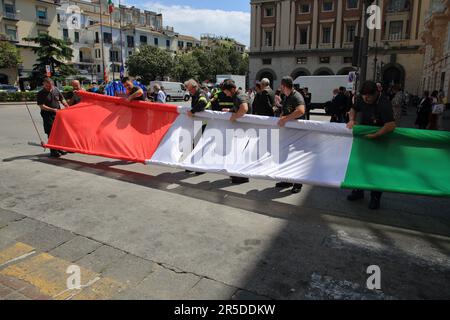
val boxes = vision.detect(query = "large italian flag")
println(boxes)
[45,92,450,197]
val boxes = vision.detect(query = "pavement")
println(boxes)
[0,101,449,300]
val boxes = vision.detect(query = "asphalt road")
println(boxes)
[0,101,449,300]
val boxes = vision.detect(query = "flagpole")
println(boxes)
[110,6,115,82]
[119,0,124,79]
[99,0,107,83]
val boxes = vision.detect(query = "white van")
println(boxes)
[293,74,356,108]
[149,81,190,102]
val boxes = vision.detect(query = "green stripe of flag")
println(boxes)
[341,125,450,197]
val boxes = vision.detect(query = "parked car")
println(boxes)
[0,84,19,93]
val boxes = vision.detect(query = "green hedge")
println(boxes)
[0,91,38,102]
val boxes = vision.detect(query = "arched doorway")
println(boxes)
[291,68,311,81]
[337,67,357,75]
[0,74,8,84]
[382,63,405,89]
[255,68,277,88]
[313,67,334,76]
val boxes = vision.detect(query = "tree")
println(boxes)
[22,34,76,83]
[172,52,201,82]
[0,38,22,69]
[126,45,173,84]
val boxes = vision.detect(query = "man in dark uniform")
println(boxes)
[347,80,396,210]
[37,78,70,158]
[185,79,208,116]
[276,76,307,194]
[121,77,145,101]
[208,81,235,111]
[222,79,251,184]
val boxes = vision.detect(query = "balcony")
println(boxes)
[36,17,51,26]
[3,11,20,21]
[79,58,94,63]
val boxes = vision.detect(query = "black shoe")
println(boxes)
[194,172,205,176]
[369,196,381,210]
[231,177,249,184]
[276,182,293,188]
[347,190,364,202]
[58,150,67,156]
[291,184,303,194]
[49,151,61,158]
[185,170,193,173]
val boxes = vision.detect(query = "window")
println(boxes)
[110,50,119,62]
[320,57,330,64]
[126,35,134,47]
[299,27,308,45]
[346,25,356,42]
[387,0,410,12]
[74,31,79,43]
[187,42,192,48]
[343,57,353,64]
[166,40,170,48]
[57,14,60,22]
[89,20,95,26]
[297,57,307,64]
[346,0,358,9]
[95,32,99,43]
[264,30,273,47]
[154,38,159,46]
[36,7,47,19]
[447,23,450,51]
[264,7,274,17]
[178,41,184,48]
[139,15,145,25]
[5,25,17,41]
[63,28,69,40]
[322,26,331,43]
[104,32,112,44]
[388,21,403,40]
[110,64,120,73]
[299,3,310,14]
[262,58,272,65]
[4,0,15,16]
[140,35,147,44]
[97,65,101,73]
[95,49,101,59]
[322,1,333,11]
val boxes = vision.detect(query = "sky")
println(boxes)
[123,1,251,46]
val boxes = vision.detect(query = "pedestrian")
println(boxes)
[303,87,312,120]
[251,81,263,114]
[275,76,307,194]
[415,91,432,129]
[152,84,166,103]
[346,81,397,210]
[37,78,70,158]
[121,77,145,102]
[391,85,405,122]
[330,87,348,123]
[221,79,251,184]
[428,90,445,130]
[253,78,275,117]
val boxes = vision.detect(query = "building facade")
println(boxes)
[0,0,59,86]
[421,0,450,96]
[249,0,429,94]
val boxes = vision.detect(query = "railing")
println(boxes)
[3,12,20,20]
[79,58,94,63]
[36,17,51,25]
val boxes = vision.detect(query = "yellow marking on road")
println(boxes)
[0,242,35,266]
[0,251,125,300]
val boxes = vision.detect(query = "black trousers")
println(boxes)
[41,112,59,155]
[353,189,383,199]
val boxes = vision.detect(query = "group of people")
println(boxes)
[415,90,447,130]
[38,73,426,210]
[183,77,398,210]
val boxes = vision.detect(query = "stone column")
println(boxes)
[311,0,319,49]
